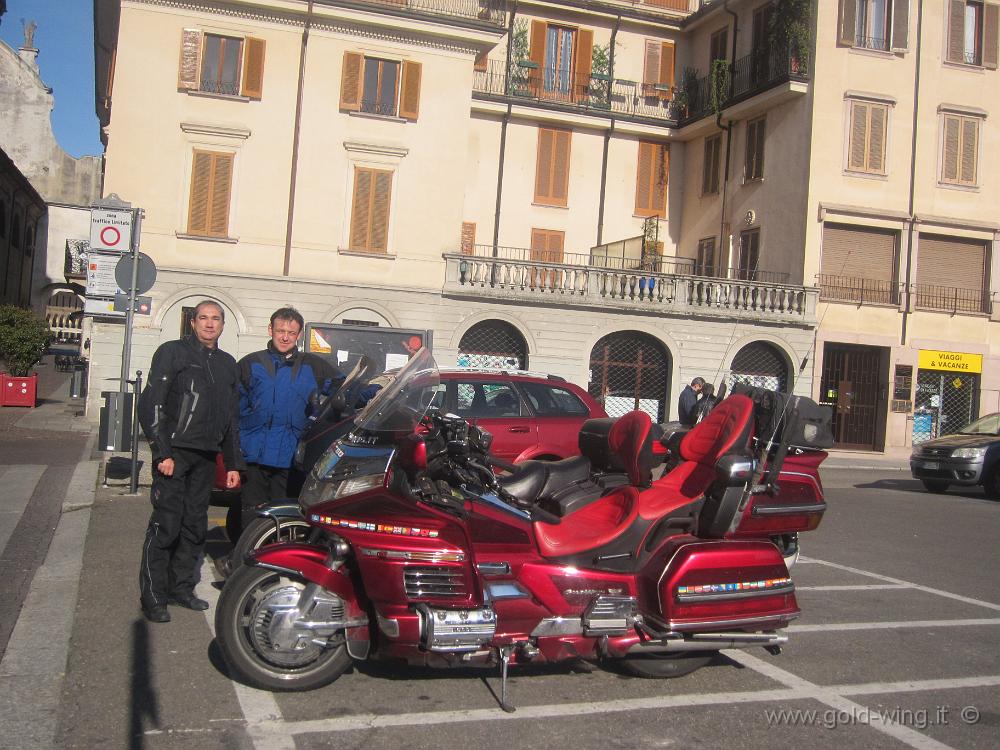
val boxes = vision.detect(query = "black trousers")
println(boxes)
[138,447,216,608]
[226,463,289,542]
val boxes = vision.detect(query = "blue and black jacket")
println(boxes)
[238,344,345,469]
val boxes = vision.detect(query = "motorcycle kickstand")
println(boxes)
[497,645,516,713]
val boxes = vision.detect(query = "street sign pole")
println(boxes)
[119,207,143,395]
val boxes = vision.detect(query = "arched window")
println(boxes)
[457,320,528,369]
[589,331,671,421]
[729,341,791,392]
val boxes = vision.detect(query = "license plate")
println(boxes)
[921,461,940,470]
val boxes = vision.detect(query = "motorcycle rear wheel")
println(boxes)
[228,516,312,573]
[216,565,352,692]
[621,651,714,679]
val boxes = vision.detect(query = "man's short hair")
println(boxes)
[270,307,304,331]
[691,377,706,387]
[192,300,224,322]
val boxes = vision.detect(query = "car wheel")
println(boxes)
[920,479,950,494]
[983,471,1000,500]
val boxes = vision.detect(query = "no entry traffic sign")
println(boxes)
[90,208,134,252]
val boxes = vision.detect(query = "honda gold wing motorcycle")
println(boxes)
[215,349,830,706]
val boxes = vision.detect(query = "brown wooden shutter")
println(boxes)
[942,115,961,181]
[106,49,116,99]
[868,104,887,173]
[529,20,546,96]
[187,151,233,237]
[659,41,675,99]
[240,37,265,99]
[636,141,653,215]
[960,118,978,183]
[534,128,554,202]
[891,0,910,51]
[551,129,571,206]
[984,3,999,69]
[474,51,488,72]
[643,40,660,95]
[534,128,571,207]
[178,28,202,91]
[399,60,422,121]
[838,0,857,46]
[702,137,713,194]
[654,144,668,214]
[340,52,363,112]
[370,170,392,252]
[460,222,476,254]
[755,118,766,177]
[187,151,213,235]
[848,102,869,170]
[916,234,986,291]
[574,28,593,103]
[349,169,372,250]
[948,0,966,63]
[821,224,897,281]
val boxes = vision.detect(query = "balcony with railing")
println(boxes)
[473,60,682,123]
[334,0,507,25]
[914,284,991,315]
[818,275,901,306]
[444,245,817,324]
[817,276,992,316]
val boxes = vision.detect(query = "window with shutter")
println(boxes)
[642,40,676,99]
[635,141,668,217]
[349,167,394,253]
[820,224,899,304]
[534,127,572,207]
[696,237,717,276]
[915,234,988,312]
[530,228,565,289]
[702,134,721,195]
[738,229,761,280]
[710,28,728,67]
[339,53,421,121]
[460,222,476,255]
[941,114,980,186]
[744,117,766,181]
[947,0,997,66]
[527,22,594,104]
[846,99,889,174]
[177,31,265,99]
[187,150,234,238]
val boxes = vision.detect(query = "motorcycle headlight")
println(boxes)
[951,447,986,460]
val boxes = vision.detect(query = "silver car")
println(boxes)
[910,412,1000,496]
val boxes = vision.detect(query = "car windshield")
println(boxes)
[959,413,1000,435]
[352,348,440,434]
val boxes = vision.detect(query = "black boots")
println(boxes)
[142,604,170,623]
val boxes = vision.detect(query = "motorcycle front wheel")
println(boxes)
[621,651,714,679]
[228,515,312,574]
[216,565,352,691]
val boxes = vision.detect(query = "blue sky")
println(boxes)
[1,0,103,157]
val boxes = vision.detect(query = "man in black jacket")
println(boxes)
[137,300,242,623]
[677,376,705,427]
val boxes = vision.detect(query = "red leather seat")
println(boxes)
[534,487,639,558]
[640,395,754,520]
[607,411,655,487]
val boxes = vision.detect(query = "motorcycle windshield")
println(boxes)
[352,347,440,436]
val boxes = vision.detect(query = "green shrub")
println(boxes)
[0,305,53,377]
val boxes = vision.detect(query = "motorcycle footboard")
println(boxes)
[652,540,799,632]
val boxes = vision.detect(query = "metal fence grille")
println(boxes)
[588,332,671,422]
[727,341,790,393]
[457,320,528,369]
[912,371,979,444]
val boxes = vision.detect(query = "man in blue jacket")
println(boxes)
[227,307,344,545]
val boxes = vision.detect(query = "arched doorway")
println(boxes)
[457,320,528,369]
[728,341,791,392]
[588,332,671,421]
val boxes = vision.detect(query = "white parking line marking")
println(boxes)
[837,675,1000,696]
[725,650,953,750]
[797,584,911,591]
[801,558,1000,612]
[789,618,1000,633]
[195,563,293,750]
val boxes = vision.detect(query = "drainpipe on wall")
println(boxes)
[596,14,621,247]
[717,1,739,271]
[491,1,518,266]
[902,0,924,346]
[282,1,314,277]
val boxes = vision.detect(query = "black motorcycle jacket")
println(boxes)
[138,336,244,471]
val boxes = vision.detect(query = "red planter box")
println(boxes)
[1,373,38,407]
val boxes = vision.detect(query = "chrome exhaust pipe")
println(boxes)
[627,632,788,654]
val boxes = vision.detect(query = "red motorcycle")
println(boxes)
[215,349,829,705]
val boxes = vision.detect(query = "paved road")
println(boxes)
[40,465,998,749]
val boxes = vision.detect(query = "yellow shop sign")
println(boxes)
[917,350,982,374]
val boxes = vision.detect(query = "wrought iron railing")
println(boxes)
[729,44,808,103]
[466,244,694,274]
[473,60,682,122]
[200,79,240,96]
[347,0,506,25]
[854,35,889,51]
[913,284,991,315]
[818,275,900,306]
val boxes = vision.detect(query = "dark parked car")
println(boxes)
[910,412,1000,496]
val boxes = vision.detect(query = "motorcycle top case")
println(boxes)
[731,384,834,449]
